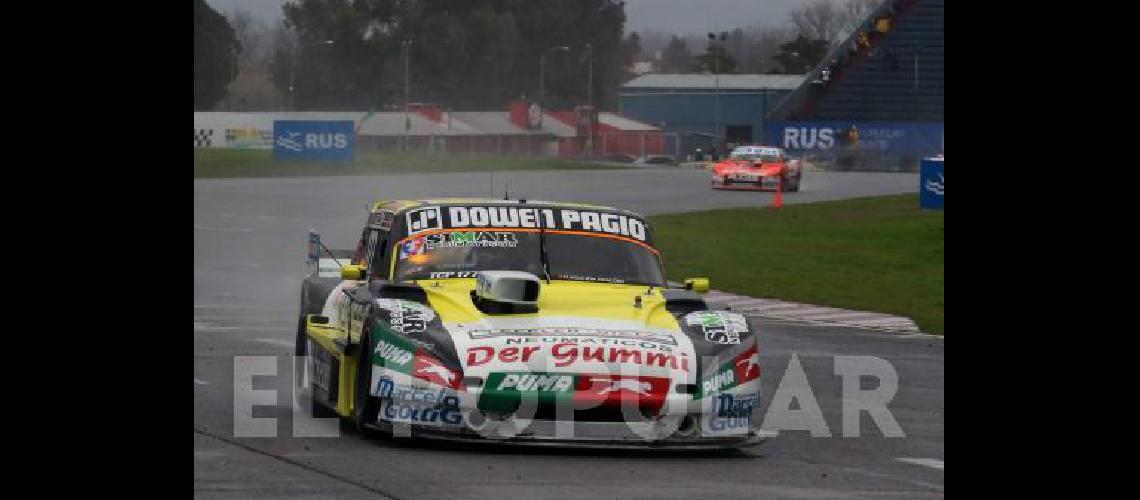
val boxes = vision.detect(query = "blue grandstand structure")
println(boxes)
[770,0,944,122]
[764,0,943,171]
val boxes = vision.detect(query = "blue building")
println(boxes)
[618,74,804,156]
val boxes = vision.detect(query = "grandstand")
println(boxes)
[770,0,944,122]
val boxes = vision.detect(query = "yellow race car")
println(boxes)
[295,198,766,449]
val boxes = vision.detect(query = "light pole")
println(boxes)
[402,39,412,152]
[585,43,593,157]
[539,46,570,108]
[708,32,726,156]
[289,39,334,111]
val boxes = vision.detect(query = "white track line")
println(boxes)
[194,322,241,331]
[794,311,896,321]
[194,379,209,386]
[732,303,812,312]
[782,306,850,314]
[896,458,944,470]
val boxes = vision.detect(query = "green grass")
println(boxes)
[650,195,944,334]
[194,149,630,178]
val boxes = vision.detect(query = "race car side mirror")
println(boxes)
[684,278,710,294]
[341,265,366,280]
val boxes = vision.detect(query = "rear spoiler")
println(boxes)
[306,229,354,278]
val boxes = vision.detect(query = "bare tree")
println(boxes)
[788,0,844,45]
[836,0,881,41]
[227,7,269,70]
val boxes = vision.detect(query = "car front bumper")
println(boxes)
[711,175,781,191]
[365,417,775,450]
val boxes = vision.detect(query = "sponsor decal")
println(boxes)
[549,275,629,284]
[769,121,944,153]
[372,328,416,374]
[591,377,652,395]
[925,172,944,196]
[406,206,650,243]
[733,343,761,382]
[374,299,436,334]
[781,126,837,150]
[308,340,339,405]
[697,343,760,397]
[273,120,354,160]
[414,355,462,389]
[497,373,575,392]
[429,271,478,278]
[685,311,748,345]
[399,237,425,259]
[333,291,371,339]
[705,393,760,433]
[465,343,689,372]
[368,211,395,230]
[919,157,944,209]
[226,128,271,149]
[374,377,463,426]
[423,231,518,250]
[276,131,303,152]
[372,322,461,389]
[527,102,543,129]
[468,327,677,346]
[701,368,735,396]
[405,207,443,235]
[478,372,669,413]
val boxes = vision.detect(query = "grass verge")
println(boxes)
[194,149,630,178]
[649,194,944,334]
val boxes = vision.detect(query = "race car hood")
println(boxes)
[415,279,697,385]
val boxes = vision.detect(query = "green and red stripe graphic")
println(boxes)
[372,326,462,389]
[697,343,760,398]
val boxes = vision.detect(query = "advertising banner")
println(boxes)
[766,121,943,156]
[273,120,355,161]
[919,157,944,209]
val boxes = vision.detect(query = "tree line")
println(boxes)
[195,0,880,111]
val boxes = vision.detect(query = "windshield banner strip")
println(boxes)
[403,206,651,243]
[393,228,659,255]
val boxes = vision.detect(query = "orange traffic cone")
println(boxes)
[773,179,784,209]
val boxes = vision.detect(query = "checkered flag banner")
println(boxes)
[194,129,214,148]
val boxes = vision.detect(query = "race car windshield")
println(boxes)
[393,231,666,286]
[731,153,781,163]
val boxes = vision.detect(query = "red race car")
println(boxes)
[710,145,802,192]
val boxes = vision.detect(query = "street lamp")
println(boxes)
[584,43,593,157]
[708,32,726,155]
[289,39,334,111]
[539,46,570,108]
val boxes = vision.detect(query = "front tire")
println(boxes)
[295,316,337,418]
[351,325,383,437]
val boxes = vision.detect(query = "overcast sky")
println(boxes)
[204,0,811,34]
